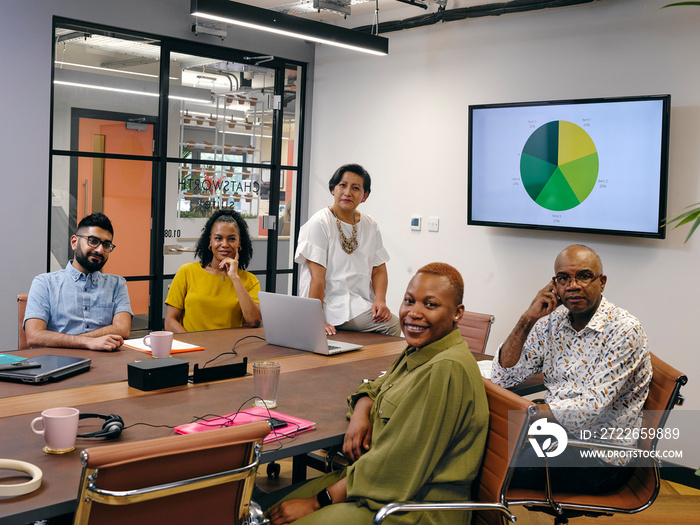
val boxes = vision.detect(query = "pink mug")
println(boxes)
[144,331,174,358]
[31,407,80,454]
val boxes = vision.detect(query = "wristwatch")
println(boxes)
[316,488,333,508]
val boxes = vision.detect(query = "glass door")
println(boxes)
[51,20,306,333]
[163,52,305,307]
[164,51,277,297]
[70,110,156,331]
[51,24,161,332]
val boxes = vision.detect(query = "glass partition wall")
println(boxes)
[50,19,305,333]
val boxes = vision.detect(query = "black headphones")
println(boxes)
[77,413,124,439]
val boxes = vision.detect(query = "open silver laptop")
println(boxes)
[258,292,363,355]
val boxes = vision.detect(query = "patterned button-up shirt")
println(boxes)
[492,297,651,445]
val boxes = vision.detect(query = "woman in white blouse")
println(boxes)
[294,164,400,336]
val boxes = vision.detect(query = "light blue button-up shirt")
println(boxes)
[24,261,132,335]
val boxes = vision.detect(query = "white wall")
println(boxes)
[0,0,315,345]
[308,0,700,467]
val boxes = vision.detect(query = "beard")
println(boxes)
[75,249,107,273]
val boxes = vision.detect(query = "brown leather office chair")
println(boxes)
[458,311,495,354]
[506,352,687,524]
[17,294,28,349]
[372,379,539,525]
[73,421,270,525]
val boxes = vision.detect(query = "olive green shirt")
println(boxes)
[344,329,489,523]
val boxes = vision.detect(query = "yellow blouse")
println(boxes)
[165,262,260,331]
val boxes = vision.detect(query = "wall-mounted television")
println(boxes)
[468,95,671,238]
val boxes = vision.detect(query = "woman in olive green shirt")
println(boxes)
[265,263,489,525]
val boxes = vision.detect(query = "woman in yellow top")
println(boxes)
[165,210,261,332]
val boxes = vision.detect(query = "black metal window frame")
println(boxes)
[49,16,306,329]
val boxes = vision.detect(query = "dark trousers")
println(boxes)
[510,445,634,494]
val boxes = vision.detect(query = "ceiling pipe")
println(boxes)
[354,0,601,34]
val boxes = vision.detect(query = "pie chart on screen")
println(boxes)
[520,120,599,211]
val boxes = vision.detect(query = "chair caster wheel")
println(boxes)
[267,461,281,478]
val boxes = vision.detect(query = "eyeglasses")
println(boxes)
[553,271,602,287]
[76,234,116,253]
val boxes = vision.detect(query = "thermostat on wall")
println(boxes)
[411,216,422,231]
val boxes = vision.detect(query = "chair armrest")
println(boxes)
[372,500,516,525]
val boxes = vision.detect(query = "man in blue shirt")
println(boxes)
[24,213,132,351]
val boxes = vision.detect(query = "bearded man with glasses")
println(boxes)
[491,244,651,494]
[24,213,132,351]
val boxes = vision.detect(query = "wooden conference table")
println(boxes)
[0,327,405,524]
[0,328,541,525]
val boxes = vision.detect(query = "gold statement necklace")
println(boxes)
[332,207,358,254]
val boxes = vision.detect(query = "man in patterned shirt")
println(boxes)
[491,244,651,493]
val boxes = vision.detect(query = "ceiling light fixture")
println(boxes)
[54,81,211,103]
[54,69,213,104]
[55,61,159,78]
[55,61,179,81]
[190,0,388,56]
[54,80,159,98]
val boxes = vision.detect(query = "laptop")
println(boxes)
[258,292,363,355]
[0,354,91,384]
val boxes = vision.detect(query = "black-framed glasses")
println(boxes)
[76,234,116,253]
[553,271,602,287]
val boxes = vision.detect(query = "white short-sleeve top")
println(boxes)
[294,207,390,326]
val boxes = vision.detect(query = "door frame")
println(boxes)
[68,108,158,330]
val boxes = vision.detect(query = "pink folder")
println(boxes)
[174,407,316,444]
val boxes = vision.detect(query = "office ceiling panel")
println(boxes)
[207,0,492,25]
[55,0,599,69]
[246,0,487,20]
[200,1,602,31]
